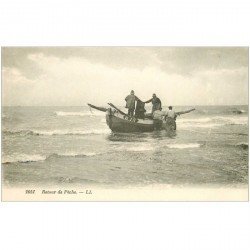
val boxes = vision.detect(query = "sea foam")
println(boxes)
[126,145,155,152]
[2,154,46,164]
[33,129,110,136]
[2,151,98,164]
[167,143,201,149]
[54,152,98,157]
[178,123,220,129]
[4,128,110,136]
[214,116,248,125]
[178,115,248,129]
[235,143,248,150]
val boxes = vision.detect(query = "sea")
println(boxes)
[1,105,249,188]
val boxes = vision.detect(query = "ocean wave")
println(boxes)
[232,109,247,114]
[194,108,247,115]
[55,111,104,117]
[179,117,212,123]
[3,128,110,136]
[2,151,98,164]
[3,129,33,136]
[235,143,248,150]
[213,116,248,125]
[112,142,155,152]
[50,152,98,158]
[178,115,248,129]
[178,123,221,129]
[34,129,110,136]
[167,143,201,149]
[178,117,219,129]
[125,145,155,152]
[119,143,201,151]
[2,154,46,164]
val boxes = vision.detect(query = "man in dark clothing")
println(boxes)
[135,99,146,119]
[125,90,139,117]
[144,93,162,113]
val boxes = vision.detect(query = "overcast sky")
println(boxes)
[2,47,248,106]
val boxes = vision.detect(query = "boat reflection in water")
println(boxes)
[106,129,177,144]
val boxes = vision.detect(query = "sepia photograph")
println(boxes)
[1,47,249,201]
[1,1,250,250]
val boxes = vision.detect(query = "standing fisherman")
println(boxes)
[165,106,177,130]
[165,106,196,131]
[125,90,139,117]
[152,106,196,131]
[152,108,166,130]
[144,93,162,113]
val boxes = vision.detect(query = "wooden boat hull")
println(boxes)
[105,108,177,133]
[106,112,155,133]
[87,103,188,133]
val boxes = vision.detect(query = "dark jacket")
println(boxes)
[135,100,146,119]
[125,94,139,109]
[145,97,162,112]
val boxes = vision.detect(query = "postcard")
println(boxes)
[1,47,248,201]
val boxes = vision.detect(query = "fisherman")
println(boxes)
[164,106,196,131]
[135,99,146,119]
[144,93,162,113]
[166,106,176,118]
[125,90,139,117]
[152,108,166,130]
[165,106,177,130]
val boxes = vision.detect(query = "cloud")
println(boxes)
[2,67,35,106]
[2,48,248,106]
[154,47,248,75]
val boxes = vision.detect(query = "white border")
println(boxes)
[1,1,250,250]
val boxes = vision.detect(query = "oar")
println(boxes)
[107,103,128,116]
[176,108,195,116]
[87,103,108,112]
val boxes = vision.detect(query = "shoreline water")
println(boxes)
[2,105,248,201]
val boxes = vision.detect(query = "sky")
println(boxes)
[2,47,248,106]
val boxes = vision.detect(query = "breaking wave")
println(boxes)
[2,154,47,164]
[125,145,155,152]
[112,143,155,152]
[2,151,98,164]
[235,143,248,150]
[178,123,220,129]
[240,110,247,113]
[194,108,247,115]
[3,128,110,136]
[232,109,247,114]
[178,115,248,129]
[55,111,104,117]
[50,152,98,157]
[213,116,248,125]
[179,117,213,123]
[167,143,201,149]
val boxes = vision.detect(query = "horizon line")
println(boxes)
[1,104,248,107]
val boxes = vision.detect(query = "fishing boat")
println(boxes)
[106,108,155,133]
[88,103,195,133]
